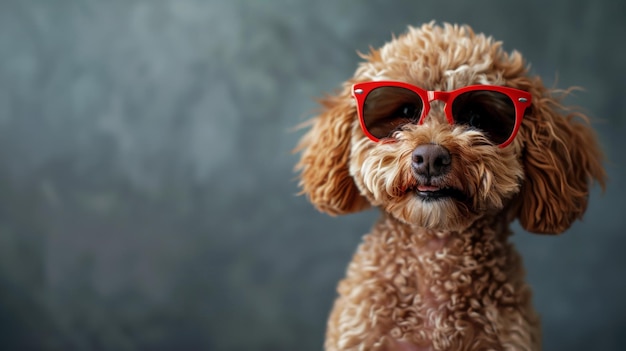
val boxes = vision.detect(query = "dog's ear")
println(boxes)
[294,85,370,215]
[515,79,606,234]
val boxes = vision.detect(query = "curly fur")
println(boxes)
[295,22,606,351]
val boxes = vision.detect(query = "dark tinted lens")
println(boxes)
[363,87,424,139]
[451,90,516,145]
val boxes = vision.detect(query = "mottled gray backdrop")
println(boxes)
[0,0,624,350]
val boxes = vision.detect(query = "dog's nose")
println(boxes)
[412,144,451,178]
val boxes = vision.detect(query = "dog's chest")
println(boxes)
[334,224,536,350]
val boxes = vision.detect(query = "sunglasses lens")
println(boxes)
[363,87,424,139]
[451,90,516,145]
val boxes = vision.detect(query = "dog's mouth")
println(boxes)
[409,185,467,201]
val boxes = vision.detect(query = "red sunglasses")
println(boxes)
[352,81,531,147]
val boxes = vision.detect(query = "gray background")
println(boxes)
[0,0,624,350]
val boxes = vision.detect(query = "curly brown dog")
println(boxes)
[295,23,606,351]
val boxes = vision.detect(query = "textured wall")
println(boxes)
[0,0,624,350]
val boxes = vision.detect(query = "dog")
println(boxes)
[294,23,606,351]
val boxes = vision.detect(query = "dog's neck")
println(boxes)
[370,212,520,306]
[374,212,513,249]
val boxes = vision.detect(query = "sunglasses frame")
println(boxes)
[352,81,532,148]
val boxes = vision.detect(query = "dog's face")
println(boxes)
[296,23,605,234]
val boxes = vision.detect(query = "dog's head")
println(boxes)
[295,23,606,234]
